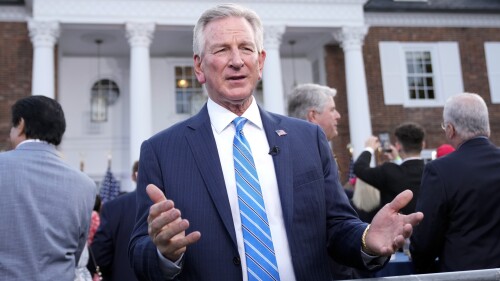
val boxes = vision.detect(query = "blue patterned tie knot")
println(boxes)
[233,117,247,136]
[232,117,280,281]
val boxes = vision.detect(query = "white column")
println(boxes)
[262,25,285,115]
[28,20,59,98]
[333,26,372,159]
[125,22,155,166]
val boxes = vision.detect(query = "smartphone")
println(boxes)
[378,132,392,152]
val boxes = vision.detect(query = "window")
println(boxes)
[485,42,500,104]
[175,66,203,114]
[406,51,435,100]
[379,42,463,107]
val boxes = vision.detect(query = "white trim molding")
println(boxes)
[366,12,500,28]
[0,6,30,22]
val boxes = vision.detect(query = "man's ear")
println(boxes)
[306,109,316,123]
[16,118,25,136]
[193,54,205,84]
[257,50,266,80]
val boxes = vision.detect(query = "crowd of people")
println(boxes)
[1,3,499,281]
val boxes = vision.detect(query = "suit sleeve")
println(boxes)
[318,129,368,269]
[129,140,177,281]
[410,162,446,273]
[353,150,387,190]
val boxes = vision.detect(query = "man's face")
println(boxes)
[309,97,341,141]
[194,16,266,111]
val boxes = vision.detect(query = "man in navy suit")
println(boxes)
[411,93,500,273]
[90,161,139,281]
[129,4,423,281]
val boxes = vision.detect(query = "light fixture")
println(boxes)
[90,39,120,123]
[289,40,297,87]
[177,79,189,88]
[91,39,107,122]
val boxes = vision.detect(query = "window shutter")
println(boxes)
[436,42,464,102]
[485,42,500,104]
[379,42,405,105]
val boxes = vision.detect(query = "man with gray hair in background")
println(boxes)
[411,92,500,273]
[288,83,340,142]
[288,84,373,280]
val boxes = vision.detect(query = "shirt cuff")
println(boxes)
[157,249,183,279]
[360,250,388,270]
[364,147,375,155]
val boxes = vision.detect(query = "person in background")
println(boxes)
[90,161,139,281]
[435,143,455,158]
[88,195,102,245]
[0,95,96,281]
[129,4,423,281]
[354,122,426,216]
[287,83,371,279]
[411,93,500,273]
[288,83,340,142]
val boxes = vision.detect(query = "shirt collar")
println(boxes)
[16,139,49,149]
[207,96,263,134]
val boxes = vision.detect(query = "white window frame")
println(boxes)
[402,44,441,107]
[485,42,500,104]
[379,41,464,108]
[165,58,207,117]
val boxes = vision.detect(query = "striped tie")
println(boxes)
[233,117,280,281]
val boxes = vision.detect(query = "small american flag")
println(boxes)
[275,129,287,136]
[99,167,121,204]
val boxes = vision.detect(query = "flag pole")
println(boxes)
[107,151,112,170]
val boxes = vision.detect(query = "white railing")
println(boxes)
[349,268,500,281]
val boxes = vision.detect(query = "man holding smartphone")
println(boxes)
[353,122,426,216]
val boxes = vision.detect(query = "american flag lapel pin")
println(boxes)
[275,129,287,136]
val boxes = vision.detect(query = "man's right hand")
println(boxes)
[365,136,381,151]
[146,184,201,261]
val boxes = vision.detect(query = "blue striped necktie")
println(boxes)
[232,117,280,281]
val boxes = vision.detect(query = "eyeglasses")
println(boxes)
[441,122,448,130]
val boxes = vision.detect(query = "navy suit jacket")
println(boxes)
[91,191,139,281]
[411,137,500,273]
[129,105,369,281]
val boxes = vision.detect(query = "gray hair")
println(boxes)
[193,3,264,56]
[287,83,337,120]
[443,92,490,139]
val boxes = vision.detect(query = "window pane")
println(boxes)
[426,77,433,87]
[410,89,416,99]
[428,89,435,99]
[175,66,204,114]
[175,67,182,76]
[418,89,425,99]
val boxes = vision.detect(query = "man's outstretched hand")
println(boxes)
[146,184,201,261]
[364,190,423,256]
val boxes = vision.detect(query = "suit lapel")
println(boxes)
[184,105,238,247]
[260,108,294,233]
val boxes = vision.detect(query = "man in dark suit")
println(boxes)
[353,122,426,216]
[411,93,500,273]
[129,4,423,281]
[90,161,139,281]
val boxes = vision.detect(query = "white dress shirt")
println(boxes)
[208,97,296,281]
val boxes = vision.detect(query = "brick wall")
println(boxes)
[0,22,32,151]
[325,26,500,184]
